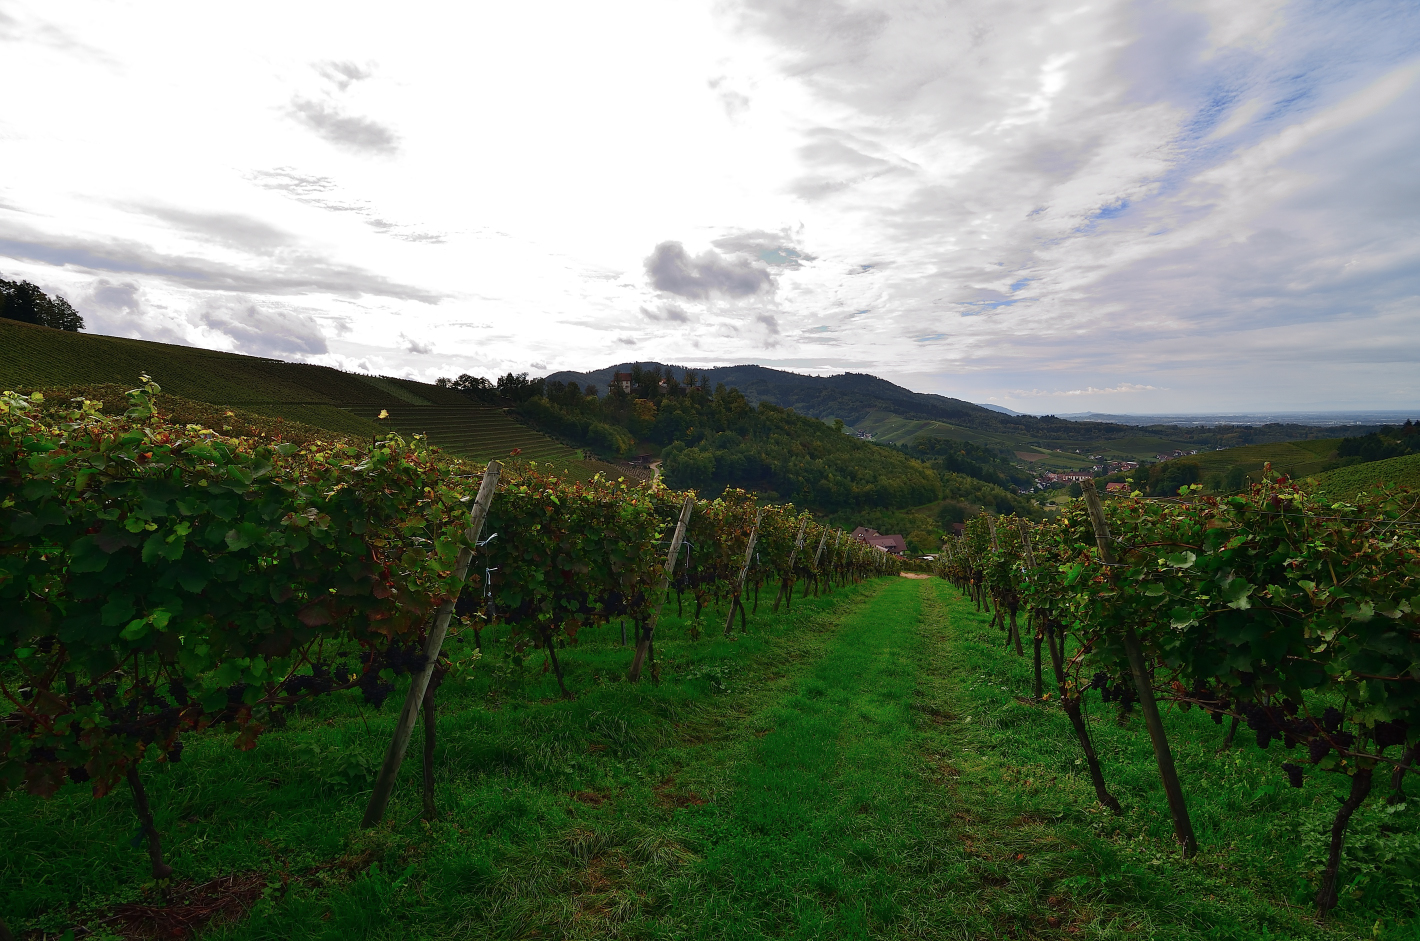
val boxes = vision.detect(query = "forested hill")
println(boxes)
[544,362,1001,429]
[519,380,953,513]
[543,362,1334,447]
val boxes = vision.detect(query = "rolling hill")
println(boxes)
[1311,452,1420,498]
[544,361,1376,462]
[0,319,608,475]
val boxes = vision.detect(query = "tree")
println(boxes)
[0,278,85,331]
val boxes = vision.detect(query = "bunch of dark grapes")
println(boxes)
[1374,720,1408,751]
[1322,707,1343,734]
[382,641,426,677]
[358,671,395,709]
[1281,762,1304,788]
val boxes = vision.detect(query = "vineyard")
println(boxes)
[0,320,606,480]
[4,382,1419,938]
[0,381,893,938]
[937,475,1420,920]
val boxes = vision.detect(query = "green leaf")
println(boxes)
[120,617,150,641]
[1220,576,1254,610]
[101,596,136,627]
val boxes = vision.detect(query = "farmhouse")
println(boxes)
[850,526,907,556]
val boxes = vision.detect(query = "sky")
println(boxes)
[1,0,1417,414]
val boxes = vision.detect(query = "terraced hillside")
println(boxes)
[1311,451,1420,497]
[1183,438,1340,481]
[343,405,581,464]
[0,319,471,407]
[0,320,614,473]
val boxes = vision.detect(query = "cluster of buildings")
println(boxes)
[1036,471,1095,485]
[850,526,907,556]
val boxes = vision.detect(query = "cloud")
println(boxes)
[197,303,329,358]
[316,60,374,92]
[248,170,442,242]
[365,217,446,243]
[248,168,353,206]
[0,224,441,302]
[711,229,815,269]
[288,98,399,155]
[74,277,189,345]
[130,205,292,253]
[707,75,751,119]
[644,241,774,300]
[641,302,691,322]
[1011,383,1162,397]
[401,333,433,354]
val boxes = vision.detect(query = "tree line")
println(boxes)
[0,277,85,332]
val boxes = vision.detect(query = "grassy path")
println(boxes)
[656,576,933,938]
[8,576,1409,939]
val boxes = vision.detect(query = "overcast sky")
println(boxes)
[2,0,1417,413]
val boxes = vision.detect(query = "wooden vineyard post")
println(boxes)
[804,529,829,597]
[827,529,843,590]
[724,507,764,636]
[127,766,173,882]
[1045,619,1123,814]
[421,663,447,821]
[1018,520,1120,812]
[1081,480,1196,856]
[362,461,501,829]
[630,495,694,682]
[773,517,809,611]
[1017,521,1044,700]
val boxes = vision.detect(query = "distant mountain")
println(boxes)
[1057,410,1415,428]
[543,362,1005,428]
[540,362,1383,452]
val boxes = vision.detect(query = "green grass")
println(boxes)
[0,580,887,938]
[1311,452,1420,498]
[6,579,1413,939]
[921,582,1419,939]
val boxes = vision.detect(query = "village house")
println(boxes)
[610,371,633,394]
[850,526,907,556]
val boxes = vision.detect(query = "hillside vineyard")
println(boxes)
[0,384,895,890]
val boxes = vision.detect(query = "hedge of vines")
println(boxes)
[937,470,1420,916]
[0,382,896,901]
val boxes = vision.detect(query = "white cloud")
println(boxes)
[0,0,1415,410]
